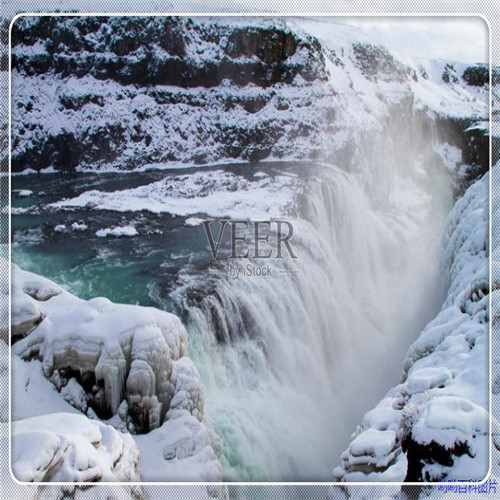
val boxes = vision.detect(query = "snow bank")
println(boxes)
[12,412,140,482]
[136,409,222,481]
[334,170,490,483]
[49,169,298,220]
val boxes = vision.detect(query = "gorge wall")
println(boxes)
[7,16,494,181]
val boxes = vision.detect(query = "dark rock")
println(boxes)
[442,63,459,84]
[352,42,410,82]
[462,64,489,86]
[225,27,298,64]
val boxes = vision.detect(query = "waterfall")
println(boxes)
[168,126,455,480]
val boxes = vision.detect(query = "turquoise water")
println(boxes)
[11,164,305,481]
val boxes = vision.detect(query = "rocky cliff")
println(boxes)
[8,16,494,180]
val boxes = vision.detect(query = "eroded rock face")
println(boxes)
[11,265,195,434]
[10,17,331,172]
[9,16,492,175]
[11,17,326,87]
[334,171,491,482]
[352,42,414,82]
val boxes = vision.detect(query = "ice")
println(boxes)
[61,378,88,413]
[95,225,138,237]
[185,217,204,227]
[16,189,33,197]
[334,169,490,482]
[12,264,188,432]
[10,263,222,482]
[50,170,298,220]
[12,412,140,482]
[71,222,88,231]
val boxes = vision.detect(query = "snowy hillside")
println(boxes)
[9,16,492,179]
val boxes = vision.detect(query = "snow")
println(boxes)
[13,264,188,429]
[185,217,204,227]
[406,367,453,395]
[349,429,397,462]
[12,412,140,482]
[95,225,138,237]
[15,189,33,197]
[10,18,489,173]
[10,206,30,215]
[71,222,88,231]
[135,410,222,482]
[411,396,488,450]
[7,16,494,487]
[12,357,81,419]
[50,170,298,220]
[9,263,222,482]
[335,169,491,483]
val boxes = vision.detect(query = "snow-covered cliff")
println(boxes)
[9,16,493,180]
[8,265,222,483]
[334,169,491,483]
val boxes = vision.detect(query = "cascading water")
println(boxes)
[169,130,456,480]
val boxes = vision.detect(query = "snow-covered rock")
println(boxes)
[335,169,491,482]
[9,16,492,174]
[11,264,190,433]
[12,412,140,482]
[136,409,222,482]
[11,267,62,341]
[95,225,138,237]
[9,17,328,171]
[8,264,223,483]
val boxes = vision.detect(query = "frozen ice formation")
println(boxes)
[12,412,140,482]
[95,225,139,237]
[12,265,189,434]
[334,170,491,482]
[136,409,222,481]
[9,264,222,483]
